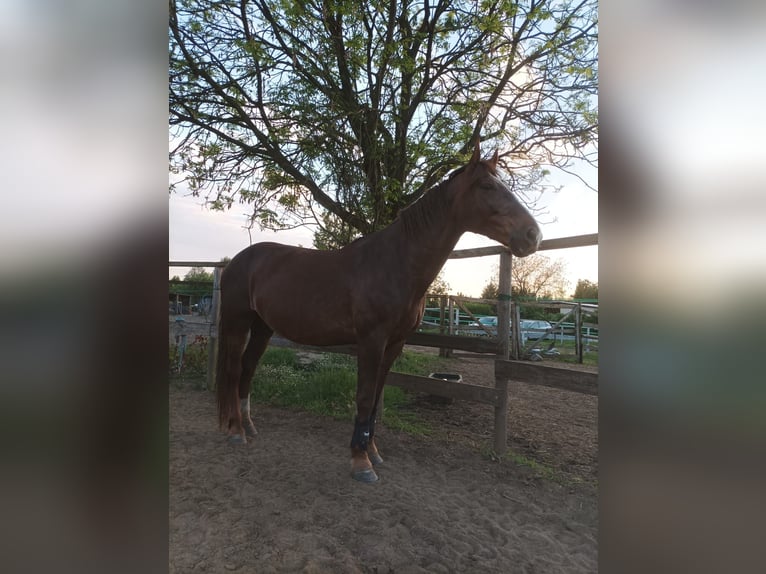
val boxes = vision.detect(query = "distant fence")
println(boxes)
[422,306,598,337]
[169,233,598,453]
[169,263,225,390]
[418,294,598,362]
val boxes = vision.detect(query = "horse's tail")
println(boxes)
[215,318,237,430]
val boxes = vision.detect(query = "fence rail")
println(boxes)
[447,232,598,259]
[495,360,598,396]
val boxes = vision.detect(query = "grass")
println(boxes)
[249,347,445,435]
[251,352,356,418]
[259,345,303,368]
[481,445,589,485]
[501,450,558,481]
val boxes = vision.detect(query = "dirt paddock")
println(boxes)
[170,351,597,573]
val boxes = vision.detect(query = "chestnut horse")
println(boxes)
[216,142,542,482]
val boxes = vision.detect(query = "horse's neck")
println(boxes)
[390,216,464,297]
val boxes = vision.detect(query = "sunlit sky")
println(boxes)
[169,163,597,298]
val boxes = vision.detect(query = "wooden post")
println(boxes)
[575,302,583,364]
[439,294,446,334]
[494,249,512,454]
[511,302,521,360]
[497,250,512,360]
[438,295,448,357]
[445,296,455,358]
[206,267,222,391]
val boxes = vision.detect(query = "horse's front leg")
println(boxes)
[365,406,383,467]
[350,337,386,483]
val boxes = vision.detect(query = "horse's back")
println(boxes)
[226,241,348,281]
[222,242,356,344]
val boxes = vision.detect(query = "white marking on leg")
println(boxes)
[240,396,250,417]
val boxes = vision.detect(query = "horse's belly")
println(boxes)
[273,322,356,347]
[254,297,356,346]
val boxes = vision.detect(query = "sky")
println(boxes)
[169,164,598,298]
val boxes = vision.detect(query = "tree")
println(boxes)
[183,266,214,283]
[481,280,499,301]
[175,267,214,299]
[170,0,598,246]
[428,270,450,295]
[482,255,568,301]
[511,254,568,299]
[572,278,597,299]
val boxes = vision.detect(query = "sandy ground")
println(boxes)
[169,349,598,573]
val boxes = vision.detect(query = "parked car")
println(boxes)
[475,316,498,328]
[520,319,553,340]
[470,317,552,340]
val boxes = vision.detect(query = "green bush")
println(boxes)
[519,306,553,321]
[462,302,495,316]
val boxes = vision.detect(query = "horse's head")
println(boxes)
[453,142,542,257]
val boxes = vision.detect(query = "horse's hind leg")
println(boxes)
[217,317,251,444]
[238,315,273,438]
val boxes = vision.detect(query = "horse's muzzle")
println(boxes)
[509,226,542,257]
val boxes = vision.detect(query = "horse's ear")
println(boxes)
[469,140,481,169]
[489,149,499,170]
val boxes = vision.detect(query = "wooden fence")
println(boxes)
[169,233,598,453]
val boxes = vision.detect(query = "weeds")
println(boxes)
[169,335,209,377]
[249,348,442,434]
[481,445,591,486]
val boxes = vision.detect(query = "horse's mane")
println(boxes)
[398,166,466,238]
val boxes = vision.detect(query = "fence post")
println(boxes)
[445,296,455,358]
[497,250,512,360]
[494,249,512,455]
[438,294,446,334]
[438,295,448,357]
[575,302,583,364]
[511,302,521,360]
[206,267,222,391]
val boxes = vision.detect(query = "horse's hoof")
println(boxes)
[244,424,258,438]
[227,433,247,445]
[368,452,384,466]
[351,468,379,483]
